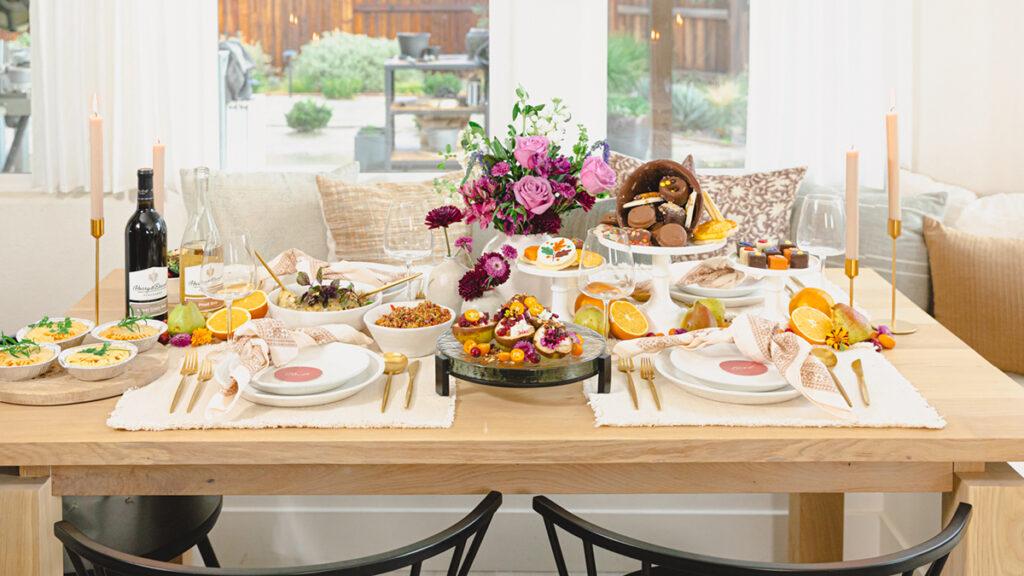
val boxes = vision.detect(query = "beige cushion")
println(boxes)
[180,163,358,260]
[924,218,1024,373]
[316,174,468,263]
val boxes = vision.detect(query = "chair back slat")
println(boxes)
[456,527,489,576]
[445,541,466,576]
[533,495,972,576]
[409,561,422,576]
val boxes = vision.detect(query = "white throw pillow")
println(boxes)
[953,193,1024,239]
[900,169,977,225]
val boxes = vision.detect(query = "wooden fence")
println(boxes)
[219,0,486,67]
[609,0,749,75]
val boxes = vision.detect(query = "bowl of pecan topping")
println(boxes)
[364,300,455,358]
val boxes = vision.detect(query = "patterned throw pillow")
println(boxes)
[316,174,468,263]
[607,151,645,198]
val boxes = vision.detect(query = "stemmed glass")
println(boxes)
[578,228,636,338]
[796,193,846,276]
[384,200,434,300]
[200,234,257,341]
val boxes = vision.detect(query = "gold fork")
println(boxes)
[169,350,198,413]
[186,359,214,414]
[616,356,639,409]
[639,356,662,411]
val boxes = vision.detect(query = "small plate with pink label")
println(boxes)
[250,342,370,396]
[670,344,788,393]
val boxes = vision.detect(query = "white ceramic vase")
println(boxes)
[482,232,551,298]
[425,255,467,312]
[460,290,505,315]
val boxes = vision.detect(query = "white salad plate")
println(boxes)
[215,349,384,408]
[669,290,765,308]
[669,344,788,392]
[249,342,370,396]
[655,350,801,406]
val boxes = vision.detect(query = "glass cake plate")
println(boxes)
[434,322,611,395]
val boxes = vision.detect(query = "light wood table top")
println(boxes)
[2,268,1024,468]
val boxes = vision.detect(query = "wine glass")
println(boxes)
[200,234,257,341]
[796,193,846,275]
[384,200,434,300]
[578,228,636,339]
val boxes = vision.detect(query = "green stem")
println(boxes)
[443,227,451,258]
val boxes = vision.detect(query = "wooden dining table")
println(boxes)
[2,268,1023,576]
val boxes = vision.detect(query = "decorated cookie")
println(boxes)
[536,237,578,270]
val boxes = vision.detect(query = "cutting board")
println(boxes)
[0,346,169,406]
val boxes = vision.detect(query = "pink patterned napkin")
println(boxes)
[205,318,373,418]
[613,313,854,420]
[261,249,401,290]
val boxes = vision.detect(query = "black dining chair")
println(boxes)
[533,495,971,576]
[56,491,502,576]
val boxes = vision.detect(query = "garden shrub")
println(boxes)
[423,72,462,98]
[292,31,397,94]
[285,99,332,133]
[322,75,362,99]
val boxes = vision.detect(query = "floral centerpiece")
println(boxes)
[459,242,518,302]
[447,87,617,236]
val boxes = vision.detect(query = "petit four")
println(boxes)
[754,239,773,251]
[768,254,789,270]
[747,252,768,269]
[789,250,810,269]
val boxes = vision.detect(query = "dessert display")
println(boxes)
[21,316,91,344]
[678,259,747,289]
[458,294,584,364]
[452,310,498,344]
[63,343,132,367]
[373,301,452,329]
[736,239,811,270]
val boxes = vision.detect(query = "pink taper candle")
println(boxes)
[89,95,104,220]
[153,139,166,214]
[845,147,859,260]
[885,107,900,221]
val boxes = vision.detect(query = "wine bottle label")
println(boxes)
[182,265,222,313]
[128,266,168,316]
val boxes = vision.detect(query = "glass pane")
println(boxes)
[0,22,31,174]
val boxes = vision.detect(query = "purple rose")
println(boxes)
[580,156,616,195]
[514,136,549,170]
[490,161,510,177]
[512,175,555,215]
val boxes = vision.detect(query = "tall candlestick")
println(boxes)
[845,147,859,307]
[885,106,900,221]
[89,95,104,220]
[153,139,166,215]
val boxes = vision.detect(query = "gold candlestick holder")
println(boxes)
[90,218,105,324]
[844,258,858,307]
[886,218,917,335]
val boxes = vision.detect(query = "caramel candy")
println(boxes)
[627,204,657,229]
[653,223,687,247]
[658,175,690,205]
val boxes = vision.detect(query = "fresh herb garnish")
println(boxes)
[28,316,72,335]
[29,316,53,329]
[116,311,152,333]
[0,333,41,359]
[80,342,111,357]
[296,267,371,309]
[54,317,72,335]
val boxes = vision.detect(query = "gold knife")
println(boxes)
[404,359,420,409]
[851,358,870,406]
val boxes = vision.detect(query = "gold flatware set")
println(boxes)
[169,350,213,414]
[617,356,661,411]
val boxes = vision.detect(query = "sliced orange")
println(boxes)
[206,307,252,340]
[609,300,649,340]
[233,290,269,319]
[788,287,834,316]
[789,306,833,344]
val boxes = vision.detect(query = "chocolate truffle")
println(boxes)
[658,202,687,227]
[747,252,768,269]
[658,175,690,205]
[627,204,658,229]
[653,223,687,247]
[789,250,810,269]
[599,211,619,227]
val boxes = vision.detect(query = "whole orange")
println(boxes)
[788,287,835,316]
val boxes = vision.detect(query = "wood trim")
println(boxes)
[942,463,1024,575]
[0,475,62,576]
[788,493,844,562]
[47,462,952,496]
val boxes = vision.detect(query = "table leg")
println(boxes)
[435,353,451,397]
[0,473,63,576]
[788,493,844,562]
[942,462,1024,575]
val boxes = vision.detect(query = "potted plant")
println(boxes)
[354,126,387,171]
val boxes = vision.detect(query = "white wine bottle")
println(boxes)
[125,169,168,320]
[179,167,221,313]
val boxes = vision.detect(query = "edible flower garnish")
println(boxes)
[825,326,850,351]
[0,333,41,358]
[80,342,111,357]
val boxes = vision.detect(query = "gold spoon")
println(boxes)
[361,273,423,299]
[381,352,409,413]
[811,347,853,408]
[254,250,297,301]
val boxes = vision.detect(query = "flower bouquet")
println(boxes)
[449,87,617,236]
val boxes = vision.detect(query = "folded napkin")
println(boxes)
[677,257,746,289]
[260,249,403,291]
[206,318,372,418]
[613,313,854,420]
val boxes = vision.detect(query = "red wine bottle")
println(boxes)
[124,168,168,320]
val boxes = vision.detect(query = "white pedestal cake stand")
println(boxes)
[515,261,581,322]
[729,255,821,320]
[600,238,727,334]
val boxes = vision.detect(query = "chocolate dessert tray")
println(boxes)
[434,322,610,396]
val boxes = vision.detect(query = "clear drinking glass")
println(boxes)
[578,228,636,338]
[200,234,256,341]
[796,193,846,274]
[384,201,434,300]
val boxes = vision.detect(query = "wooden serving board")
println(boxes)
[0,347,169,406]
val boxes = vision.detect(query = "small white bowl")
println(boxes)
[58,342,138,382]
[0,342,62,382]
[268,282,382,330]
[16,317,95,350]
[90,319,168,353]
[363,300,455,358]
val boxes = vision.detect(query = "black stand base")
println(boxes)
[435,352,612,397]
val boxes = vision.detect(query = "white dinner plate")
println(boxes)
[670,290,765,308]
[654,351,801,405]
[669,344,788,392]
[215,351,384,408]
[676,275,765,298]
[249,342,370,396]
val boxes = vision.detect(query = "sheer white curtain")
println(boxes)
[745,0,914,188]
[32,0,219,194]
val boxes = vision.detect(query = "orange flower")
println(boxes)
[191,328,213,347]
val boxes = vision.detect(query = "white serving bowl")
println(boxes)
[268,282,382,330]
[16,317,95,350]
[363,300,455,358]
[90,319,168,353]
[0,342,62,382]
[58,342,138,382]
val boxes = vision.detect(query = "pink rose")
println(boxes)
[514,136,549,170]
[580,156,617,195]
[512,175,555,215]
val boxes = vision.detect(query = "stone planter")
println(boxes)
[354,126,387,171]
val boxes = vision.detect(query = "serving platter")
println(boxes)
[434,322,611,396]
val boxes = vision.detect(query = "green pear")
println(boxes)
[681,301,718,331]
[696,298,726,325]
[832,303,872,344]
